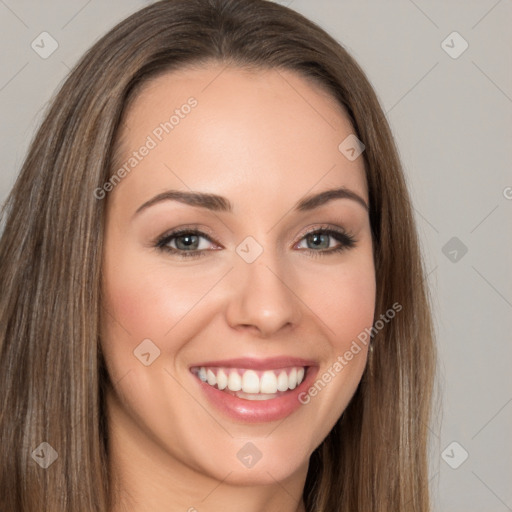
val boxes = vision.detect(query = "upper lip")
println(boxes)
[189,356,317,371]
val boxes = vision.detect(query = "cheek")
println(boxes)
[99,238,189,380]
[102,248,218,341]
[297,258,375,428]
[305,254,376,350]
[99,240,229,385]
[328,270,375,346]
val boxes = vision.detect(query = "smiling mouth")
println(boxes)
[190,366,308,401]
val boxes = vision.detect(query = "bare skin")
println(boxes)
[100,64,376,512]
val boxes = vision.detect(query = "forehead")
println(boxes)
[111,64,368,215]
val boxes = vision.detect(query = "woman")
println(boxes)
[0,0,437,510]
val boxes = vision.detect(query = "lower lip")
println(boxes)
[191,367,319,423]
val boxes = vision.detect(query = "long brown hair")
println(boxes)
[0,0,437,510]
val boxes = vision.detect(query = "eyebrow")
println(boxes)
[133,186,369,218]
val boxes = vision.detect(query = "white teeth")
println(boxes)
[228,370,242,391]
[288,367,297,389]
[194,366,308,395]
[206,369,217,386]
[276,371,289,392]
[260,370,278,394]
[235,392,277,401]
[217,369,228,390]
[242,370,260,393]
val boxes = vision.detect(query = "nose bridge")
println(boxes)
[225,236,302,336]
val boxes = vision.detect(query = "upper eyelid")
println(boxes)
[294,224,351,241]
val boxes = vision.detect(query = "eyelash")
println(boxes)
[154,225,357,259]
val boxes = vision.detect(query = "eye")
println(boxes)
[154,225,357,259]
[294,226,357,257]
[155,228,217,258]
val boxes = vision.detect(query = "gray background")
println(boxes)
[1,0,511,510]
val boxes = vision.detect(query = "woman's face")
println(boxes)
[101,64,375,489]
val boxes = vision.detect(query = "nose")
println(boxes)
[225,252,303,338]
